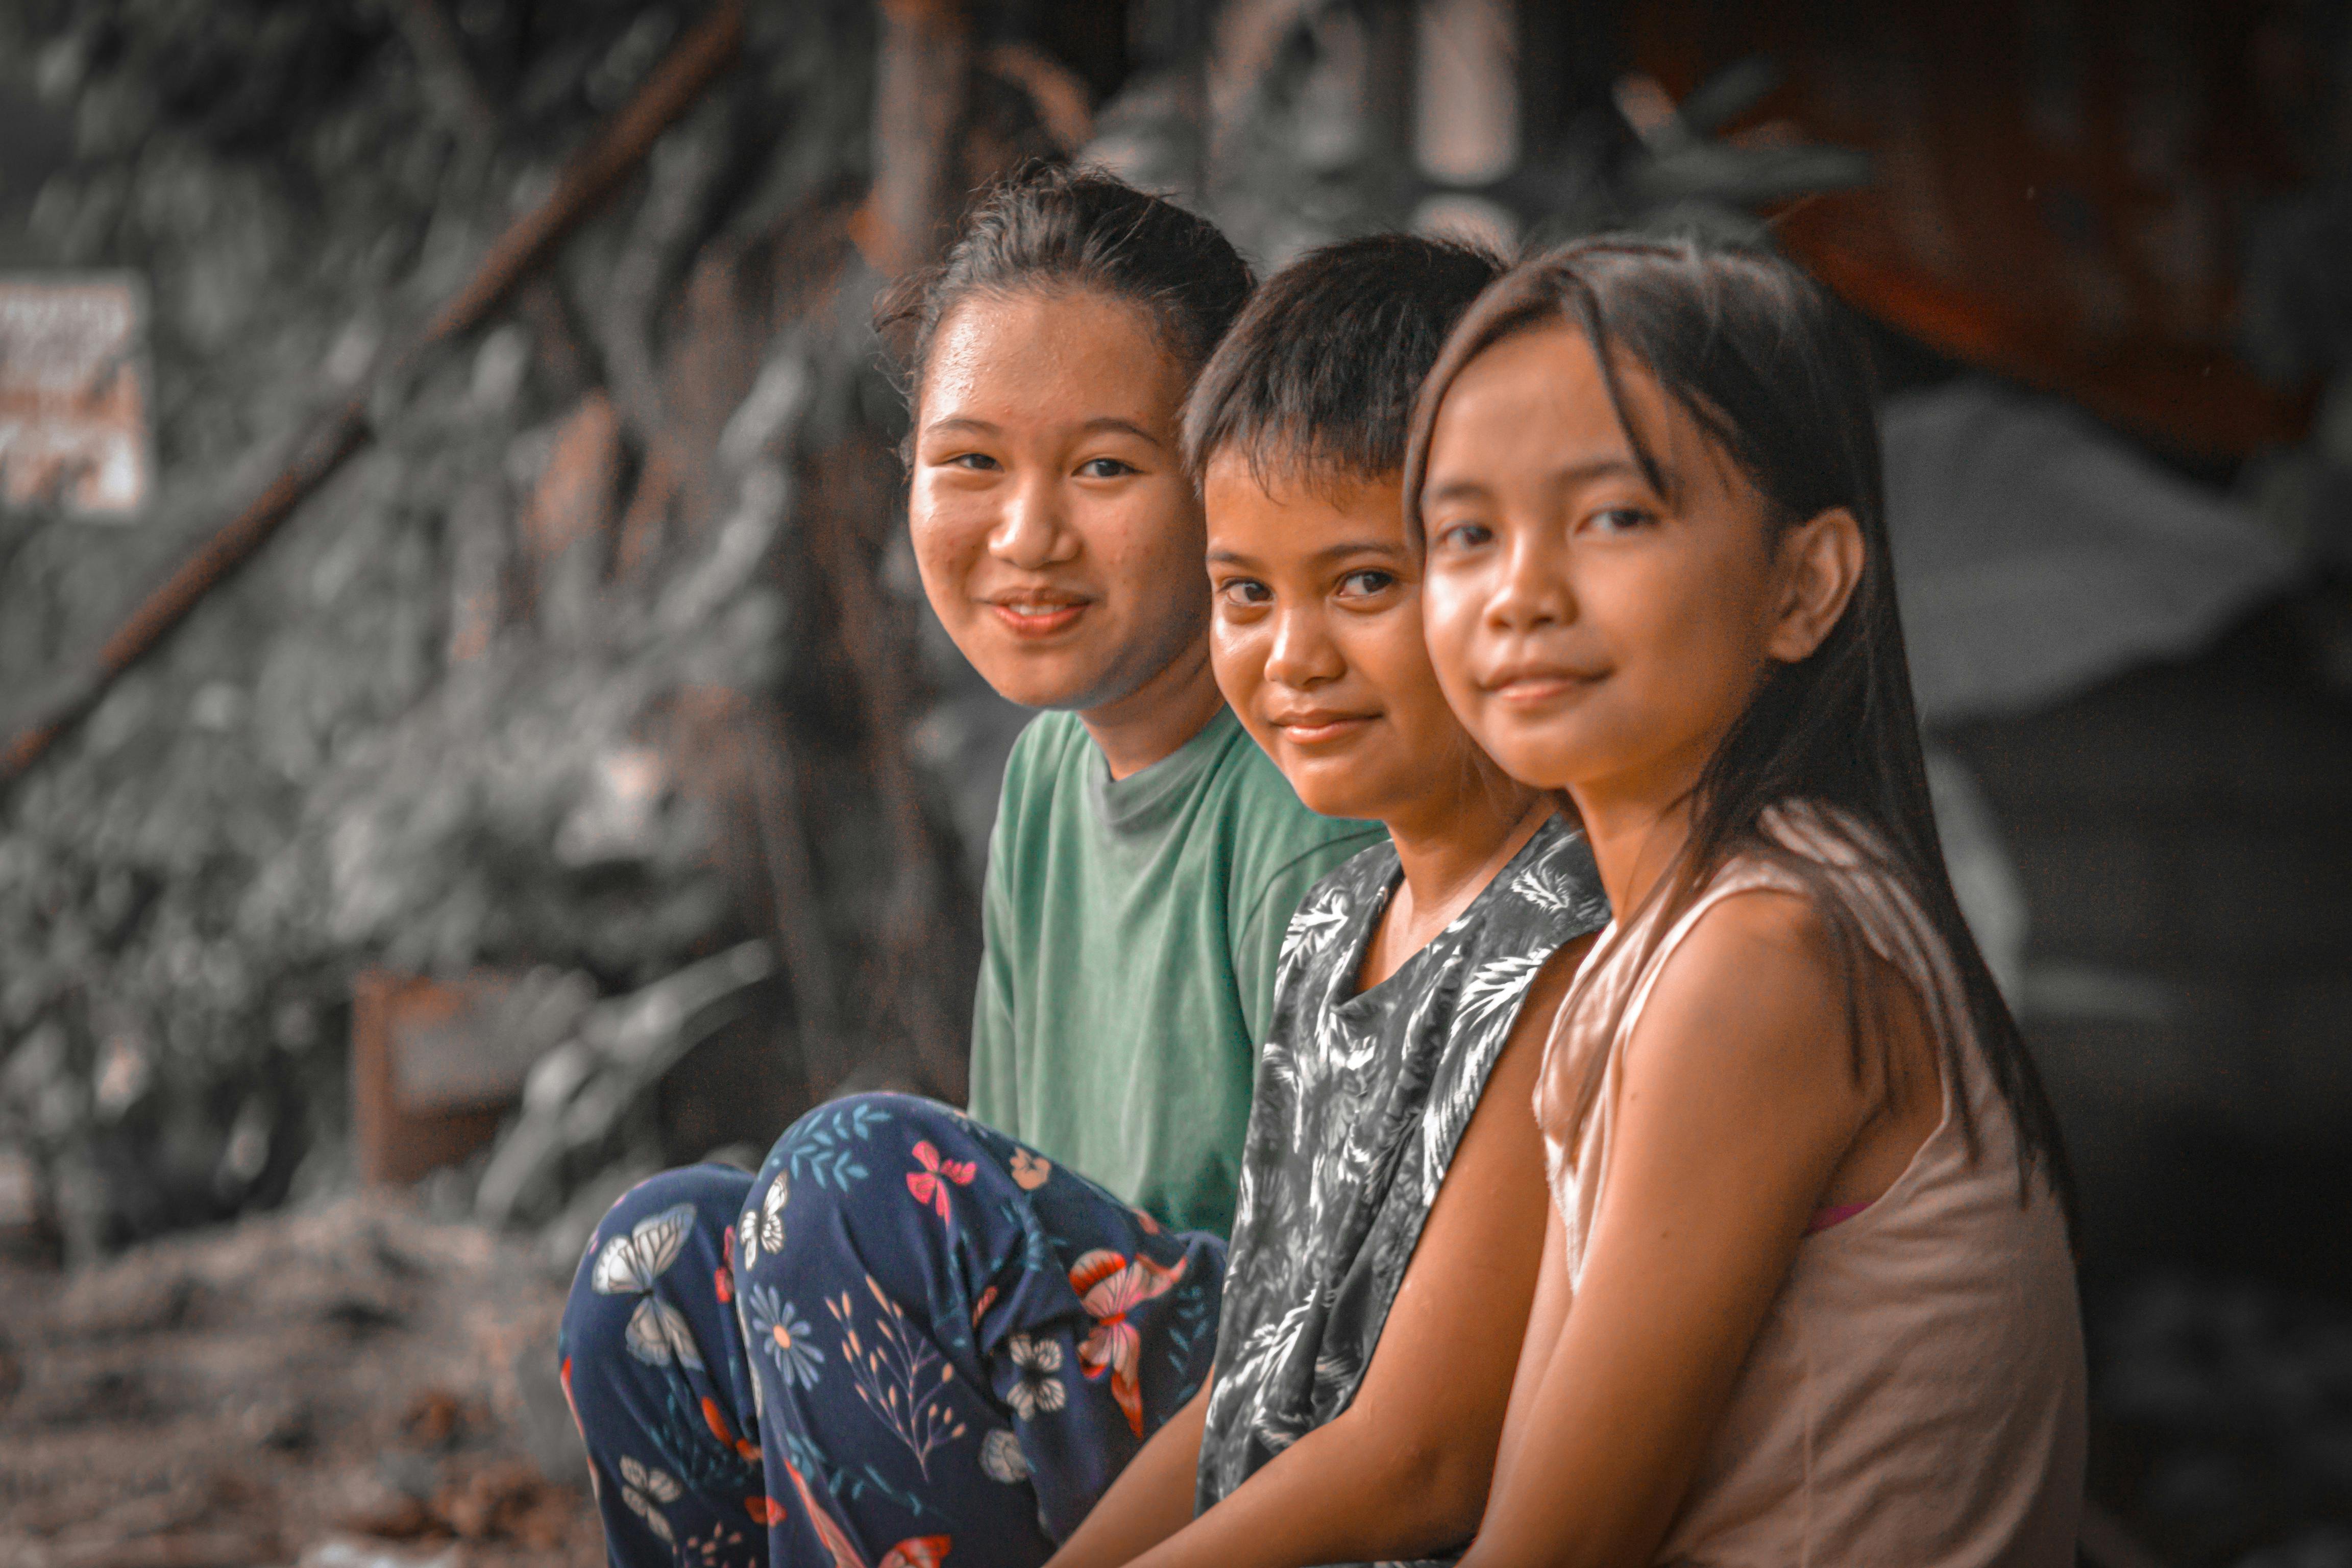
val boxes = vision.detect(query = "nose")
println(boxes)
[987,471,1077,570]
[1263,601,1345,690]
[1486,528,1574,633]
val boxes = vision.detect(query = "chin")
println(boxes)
[1282,769,1381,823]
[965,655,1103,712]
[1475,740,1578,793]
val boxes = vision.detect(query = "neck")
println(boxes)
[1566,738,1718,921]
[1360,768,1551,992]
[1387,772,1550,918]
[1077,636,1227,781]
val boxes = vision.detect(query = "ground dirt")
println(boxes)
[0,1194,600,1568]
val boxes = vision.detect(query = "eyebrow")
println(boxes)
[920,414,1166,445]
[1421,455,1655,506]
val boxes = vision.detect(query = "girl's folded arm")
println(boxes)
[1459,889,1879,1568]
[1071,943,1576,1568]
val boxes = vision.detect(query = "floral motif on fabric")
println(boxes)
[745,1283,826,1390]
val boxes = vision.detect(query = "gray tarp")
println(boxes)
[1881,377,2301,726]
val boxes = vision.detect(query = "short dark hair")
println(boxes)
[1183,232,1504,489]
[876,163,1255,412]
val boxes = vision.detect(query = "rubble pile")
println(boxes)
[0,1191,598,1567]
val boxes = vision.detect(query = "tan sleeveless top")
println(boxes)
[1538,802,2086,1567]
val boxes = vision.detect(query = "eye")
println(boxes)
[1335,569,1396,599]
[1433,520,1493,553]
[1585,505,1655,534]
[1216,578,1272,608]
[1077,456,1138,479]
[943,452,1000,472]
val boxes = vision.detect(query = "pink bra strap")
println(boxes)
[1806,1199,1874,1235]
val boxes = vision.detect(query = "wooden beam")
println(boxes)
[0,0,747,786]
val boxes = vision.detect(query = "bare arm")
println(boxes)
[1045,1381,1211,1568]
[1486,1198,1572,1508]
[1459,891,1927,1568]
[1058,940,1583,1568]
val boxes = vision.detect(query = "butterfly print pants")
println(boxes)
[559,1093,1226,1567]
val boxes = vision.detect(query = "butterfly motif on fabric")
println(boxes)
[618,1455,684,1544]
[740,1172,789,1269]
[904,1140,976,1224]
[1069,1248,1188,1435]
[774,1450,952,1568]
[593,1203,704,1370]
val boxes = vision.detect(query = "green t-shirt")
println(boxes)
[968,706,1384,1237]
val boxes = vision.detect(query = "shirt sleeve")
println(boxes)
[964,726,1035,1134]
[1230,832,1383,1048]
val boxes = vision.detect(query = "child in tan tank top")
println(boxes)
[1408,238,2086,1567]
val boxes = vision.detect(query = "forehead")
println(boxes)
[1427,321,1690,474]
[1204,452,1407,549]
[921,288,1184,427]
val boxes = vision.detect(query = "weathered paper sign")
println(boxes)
[0,275,151,518]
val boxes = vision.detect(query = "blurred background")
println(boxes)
[0,1,2345,1564]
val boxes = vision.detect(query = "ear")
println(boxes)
[1763,507,1864,664]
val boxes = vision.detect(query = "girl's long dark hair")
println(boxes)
[1404,237,2073,1221]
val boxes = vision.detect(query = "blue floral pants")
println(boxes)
[558,1094,1226,1567]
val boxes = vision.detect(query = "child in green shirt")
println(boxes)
[883,169,1383,1237]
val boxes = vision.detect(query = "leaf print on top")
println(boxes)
[1002,1333,1066,1419]
[1197,817,1607,1510]
[904,1140,976,1224]
[1277,892,1354,974]
[1069,1248,1188,1436]
[593,1202,705,1370]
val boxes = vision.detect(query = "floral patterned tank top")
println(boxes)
[1196,814,1608,1515]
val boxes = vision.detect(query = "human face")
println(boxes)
[908,288,1208,715]
[1205,456,1503,826]
[1419,323,1841,812]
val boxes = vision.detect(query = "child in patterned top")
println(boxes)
[1042,238,1608,1568]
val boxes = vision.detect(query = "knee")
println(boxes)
[560,1165,746,1352]
[761,1093,982,1195]
[740,1093,988,1280]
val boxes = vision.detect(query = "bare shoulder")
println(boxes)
[1613,886,1873,1130]
[1504,929,1599,1054]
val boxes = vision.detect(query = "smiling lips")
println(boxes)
[987,591,1089,638]
[1484,663,1605,704]
[1269,709,1376,746]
